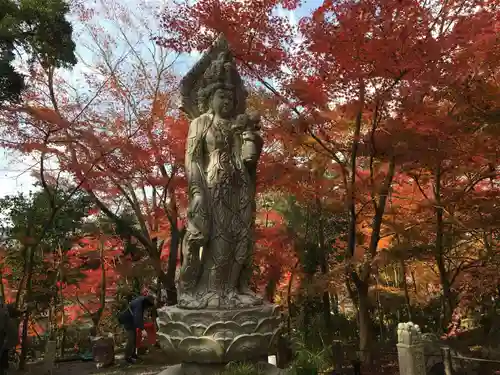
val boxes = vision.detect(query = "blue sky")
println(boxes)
[0,0,321,198]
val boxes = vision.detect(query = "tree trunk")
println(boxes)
[437,253,454,329]
[57,248,65,356]
[48,303,55,340]
[356,156,395,362]
[286,261,299,335]
[265,278,277,303]
[49,250,62,342]
[345,79,370,362]
[400,259,413,321]
[322,292,332,333]
[316,197,332,334]
[19,245,36,370]
[434,164,454,329]
[0,268,5,305]
[357,279,372,364]
[332,292,339,315]
[19,312,31,369]
[303,298,312,344]
[15,244,29,307]
[375,284,385,342]
[96,239,106,333]
[164,225,181,305]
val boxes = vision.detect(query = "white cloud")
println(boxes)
[0,151,38,197]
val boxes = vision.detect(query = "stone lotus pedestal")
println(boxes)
[156,303,285,374]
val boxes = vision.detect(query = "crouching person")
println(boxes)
[118,295,155,364]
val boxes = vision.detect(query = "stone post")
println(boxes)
[41,340,57,375]
[397,322,426,375]
[331,340,343,373]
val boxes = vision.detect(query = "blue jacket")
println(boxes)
[118,296,154,331]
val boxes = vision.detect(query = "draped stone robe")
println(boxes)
[179,112,258,308]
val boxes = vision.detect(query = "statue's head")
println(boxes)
[197,51,246,118]
[211,86,235,118]
[198,83,236,118]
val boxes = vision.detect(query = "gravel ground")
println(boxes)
[10,362,170,375]
[53,361,170,375]
[10,348,173,375]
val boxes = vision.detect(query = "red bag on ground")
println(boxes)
[144,322,156,345]
[136,322,156,348]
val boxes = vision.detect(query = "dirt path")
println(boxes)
[11,348,174,375]
[10,361,170,375]
[52,361,169,375]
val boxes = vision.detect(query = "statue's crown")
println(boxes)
[179,33,246,119]
[203,50,238,88]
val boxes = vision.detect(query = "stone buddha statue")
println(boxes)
[156,36,283,374]
[177,39,264,310]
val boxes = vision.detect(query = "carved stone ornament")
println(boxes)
[397,321,422,346]
[396,321,426,375]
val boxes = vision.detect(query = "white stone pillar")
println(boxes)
[397,322,426,375]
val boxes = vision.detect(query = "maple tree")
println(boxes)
[0,0,300,318]
[63,231,122,336]
[0,0,498,369]
[253,200,296,302]
[380,22,500,328]
[158,0,499,362]
[62,0,188,305]
[0,0,190,306]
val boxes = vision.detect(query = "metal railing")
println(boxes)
[296,346,500,375]
[439,346,500,375]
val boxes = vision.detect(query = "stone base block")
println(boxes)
[157,303,283,363]
[157,362,288,375]
[90,336,115,367]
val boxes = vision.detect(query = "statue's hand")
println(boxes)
[233,115,248,133]
[243,130,262,142]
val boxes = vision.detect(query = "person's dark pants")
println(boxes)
[0,349,9,375]
[125,329,137,360]
[352,359,362,375]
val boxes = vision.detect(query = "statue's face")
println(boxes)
[212,88,234,118]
